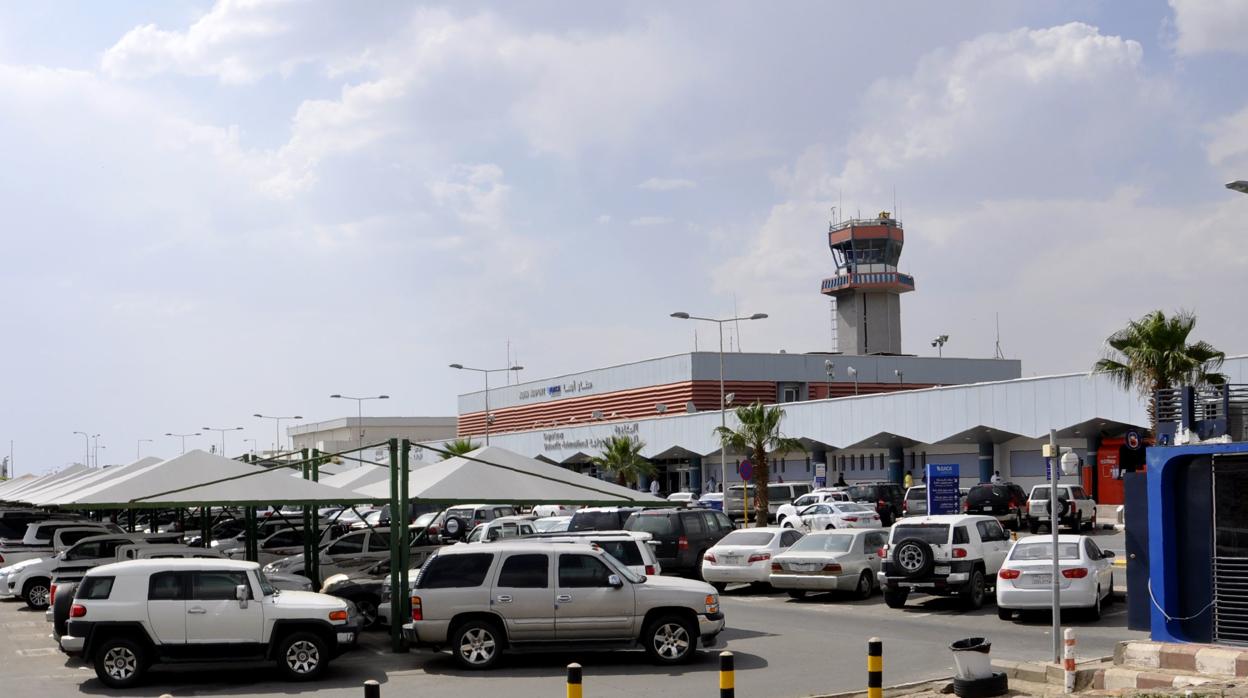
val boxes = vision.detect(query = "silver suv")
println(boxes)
[402,540,724,669]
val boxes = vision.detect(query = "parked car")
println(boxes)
[776,490,849,528]
[697,492,724,512]
[11,533,186,608]
[846,482,905,526]
[794,502,881,531]
[0,510,82,541]
[724,482,814,522]
[401,541,724,669]
[428,504,519,539]
[530,504,578,518]
[463,516,536,543]
[224,525,352,565]
[667,492,700,508]
[623,508,735,577]
[532,516,572,533]
[902,486,928,517]
[964,482,1028,530]
[0,521,122,566]
[879,514,1012,610]
[1025,484,1097,533]
[996,535,1115,620]
[770,528,889,600]
[701,527,804,591]
[321,559,390,627]
[526,530,663,577]
[567,506,643,532]
[61,559,360,687]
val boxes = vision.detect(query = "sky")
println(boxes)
[2,1,1248,472]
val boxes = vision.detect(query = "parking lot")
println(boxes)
[0,531,1142,698]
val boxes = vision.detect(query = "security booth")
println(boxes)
[1143,441,1248,646]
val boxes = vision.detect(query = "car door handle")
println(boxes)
[496,595,513,603]
[187,607,207,614]
[557,594,572,603]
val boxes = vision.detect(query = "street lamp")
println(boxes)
[847,366,859,395]
[448,365,523,445]
[72,431,90,467]
[824,360,835,398]
[202,426,243,456]
[253,414,302,453]
[329,395,390,454]
[895,369,904,385]
[91,434,101,468]
[1226,180,1248,194]
[96,445,106,466]
[931,334,949,357]
[136,439,152,460]
[670,311,770,507]
[242,438,258,455]
[164,432,201,455]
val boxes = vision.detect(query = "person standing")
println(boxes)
[991,470,1003,485]
[649,478,660,497]
[904,468,914,489]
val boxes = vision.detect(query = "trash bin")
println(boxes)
[949,637,993,680]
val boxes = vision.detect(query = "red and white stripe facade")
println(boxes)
[457,352,1023,445]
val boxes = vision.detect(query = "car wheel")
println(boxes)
[855,570,874,600]
[277,631,329,681]
[643,615,697,665]
[1086,587,1102,621]
[353,596,380,628]
[824,524,835,531]
[93,637,147,689]
[781,520,793,529]
[23,577,51,610]
[997,606,1013,621]
[1013,510,1023,531]
[961,569,986,610]
[451,620,503,670]
[787,590,807,600]
[884,588,909,608]
[1028,520,1040,534]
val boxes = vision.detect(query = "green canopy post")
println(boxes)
[398,439,412,624]
[308,447,321,585]
[387,438,403,652]
[200,506,211,548]
[244,506,258,562]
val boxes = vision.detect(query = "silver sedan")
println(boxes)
[769,528,890,600]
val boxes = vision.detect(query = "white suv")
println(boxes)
[1026,484,1096,533]
[62,559,359,688]
[878,515,1012,610]
[402,541,724,669]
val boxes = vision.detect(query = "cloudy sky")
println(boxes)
[3,1,1247,470]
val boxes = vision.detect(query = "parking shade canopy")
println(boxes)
[0,474,38,499]
[52,449,378,509]
[19,457,163,506]
[354,445,666,505]
[0,464,90,502]
[316,464,391,491]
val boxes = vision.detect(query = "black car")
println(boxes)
[963,482,1027,530]
[322,559,389,627]
[623,508,735,577]
[568,507,643,532]
[846,482,905,526]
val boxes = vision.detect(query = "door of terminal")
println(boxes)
[1212,455,1248,646]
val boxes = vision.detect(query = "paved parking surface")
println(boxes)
[0,527,1143,698]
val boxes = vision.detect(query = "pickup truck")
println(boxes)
[1026,484,1097,533]
[0,521,122,566]
[4,532,184,608]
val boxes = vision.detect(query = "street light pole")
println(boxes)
[91,434,101,468]
[449,365,524,445]
[670,311,769,520]
[202,426,243,456]
[136,439,152,460]
[243,438,258,455]
[329,395,389,455]
[73,431,90,467]
[253,414,303,454]
[164,432,201,455]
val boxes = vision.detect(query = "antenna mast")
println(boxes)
[994,313,1005,359]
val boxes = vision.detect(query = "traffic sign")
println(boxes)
[738,459,753,481]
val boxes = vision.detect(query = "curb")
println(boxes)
[809,676,952,698]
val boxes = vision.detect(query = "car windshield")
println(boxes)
[1029,486,1070,500]
[597,549,644,583]
[847,485,878,500]
[256,570,278,596]
[967,485,1011,504]
[891,524,950,545]
[793,495,819,507]
[906,488,926,500]
[789,533,854,553]
[835,503,873,513]
[1010,542,1081,560]
[800,504,833,515]
[624,515,674,537]
[534,518,569,533]
[766,485,792,500]
[594,540,643,566]
[718,530,776,547]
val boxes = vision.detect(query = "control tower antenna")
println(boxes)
[994,313,1005,360]
[820,210,915,355]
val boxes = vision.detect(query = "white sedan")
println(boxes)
[996,534,1116,620]
[667,492,700,508]
[777,490,850,528]
[532,516,571,533]
[770,528,890,600]
[701,527,805,591]
[795,502,881,531]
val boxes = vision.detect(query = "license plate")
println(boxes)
[983,506,994,512]
[935,566,951,575]
[793,563,819,572]
[1030,574,1052,585]
[722,556,741,565]
[336,632,356,644]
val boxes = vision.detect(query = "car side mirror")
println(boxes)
[236,584,250,608]
[607,574,623,589]
[1102,550,1116,559]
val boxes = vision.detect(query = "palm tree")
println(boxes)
[1093,309,1226,430]
[714,401,803,526]
[440,438,480,460]
[590,436,655,488]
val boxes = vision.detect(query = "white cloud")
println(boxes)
[630,216,673,226]
[596,214,612,224]
[428,163,511,231]
[1208,105,1248,172]
[638,177,696,191]
[1168,0,1248,55]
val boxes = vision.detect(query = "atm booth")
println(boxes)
[1133,442,1248,646]
[1086,434,1149,505]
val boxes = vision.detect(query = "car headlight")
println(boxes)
[705,594,719,615]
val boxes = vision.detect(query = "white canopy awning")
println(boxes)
[317,464,392,491]
[0,474,38,499]
[355,446,665,505]
[0,464,89,501]
[22,457,163,506]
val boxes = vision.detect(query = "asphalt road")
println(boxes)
[0,528,1143,698]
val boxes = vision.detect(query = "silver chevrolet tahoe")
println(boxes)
[402,540,724,669]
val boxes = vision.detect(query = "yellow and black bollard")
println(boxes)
[719,650,735,698]
[363,679,380,698]
[566,662,583,698]
[868,637,883,698]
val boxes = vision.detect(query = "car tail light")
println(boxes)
[747,552,771,564]
[771,562,782,572]
[677,535,689,552]
[878,546,888,558]
[328,610,348,622]
[1062,568,1088,579]
[70,604,86,618]
[843,516,859,522]
[1027,501,1033,514]
[902,501,909,513]
[703,552,716,564]
[410,596,422,621]
[49,584,57,605]
[952,548,968,558]
[877,499,886,510]
[0,553,5,563]
[823,563,842,573]
[963,500,970,512]
[644,565,656,575]
[998,568,1021,579]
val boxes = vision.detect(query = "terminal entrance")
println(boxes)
[1213,454,1248,646]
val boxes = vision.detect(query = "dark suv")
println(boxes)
[963,482,1027,530]
[568,507,643,532]
[623,508,734,577]
[846,482,905,526]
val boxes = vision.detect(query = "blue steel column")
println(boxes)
[688,456,702,493]
[887,446,903,484]
[978,441,994,483]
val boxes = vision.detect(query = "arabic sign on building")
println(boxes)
[542,423,639,453]
[518,379,596,402]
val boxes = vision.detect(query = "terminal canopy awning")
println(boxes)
[356,445,666,505]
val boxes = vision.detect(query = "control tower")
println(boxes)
[820,211,915,355]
